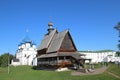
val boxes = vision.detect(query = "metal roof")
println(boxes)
[22,35,32,43]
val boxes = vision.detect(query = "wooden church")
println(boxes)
[37,22,85,69]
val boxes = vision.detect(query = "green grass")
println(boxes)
[107,63,120,77]
[85,63,103,69]
[0,64,119,80]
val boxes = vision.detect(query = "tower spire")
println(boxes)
[48,21,54,34]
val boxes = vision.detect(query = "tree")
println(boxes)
[116,52,120,57]
[0,55,1,66]
[118,43,120,51]
[116,44,120,57]
[0,53,14,67]
[114,22,120,57]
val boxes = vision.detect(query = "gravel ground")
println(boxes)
[71,66,108,76]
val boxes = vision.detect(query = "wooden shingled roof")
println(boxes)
[47,30,73,53]
[38,29,57,50]
[38,28,77,54]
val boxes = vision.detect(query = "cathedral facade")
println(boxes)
[11,36,37,66]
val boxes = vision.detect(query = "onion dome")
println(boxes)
[47,22,54,34]
[32,41,36,45]
[48,22,53,27]
[22,35,32,43]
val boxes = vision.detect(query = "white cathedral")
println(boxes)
[11,36,37,66]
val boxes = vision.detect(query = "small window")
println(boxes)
[24,54,26,57]
[59,56,64,60]
[66,56,70,59]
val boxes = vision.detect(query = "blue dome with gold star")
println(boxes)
[18,35,36,46]
[22,35,32,43]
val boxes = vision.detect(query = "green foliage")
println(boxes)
[115,52,120,57]
[117,44,120,49]
[0,56,1,66]
[0,53,14,67]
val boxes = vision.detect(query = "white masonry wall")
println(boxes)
[79,51,117,63]
[15,42,37,66]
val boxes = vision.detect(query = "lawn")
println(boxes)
[0,64,119,80]
[107,63,120,77]
[85,63,103,69]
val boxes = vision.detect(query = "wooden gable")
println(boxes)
[59,31,77,52]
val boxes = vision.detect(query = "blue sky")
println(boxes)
[0,0,120,55]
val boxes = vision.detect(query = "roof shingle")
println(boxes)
[38,29,57,50]
[47,30,68,53]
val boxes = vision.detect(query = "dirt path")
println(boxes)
[71,66,108,76]
[107,71,120,79]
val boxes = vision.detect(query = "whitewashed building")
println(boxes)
[79,50,119,63]
[11,36,37,66]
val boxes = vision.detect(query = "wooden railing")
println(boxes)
[38,59,71,65]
